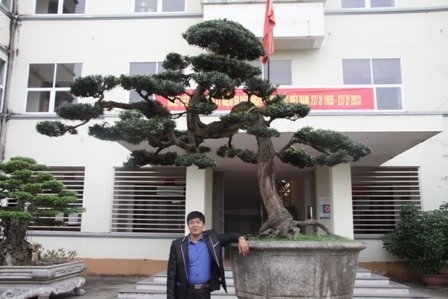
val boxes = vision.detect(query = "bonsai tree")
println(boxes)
[383,203,448,274]
[0,156,85,265]
[36,19,370,238]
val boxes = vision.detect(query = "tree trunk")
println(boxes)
[256,134,294,235]
[0,219,32,266]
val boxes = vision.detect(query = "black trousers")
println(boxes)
[185,288,211,299]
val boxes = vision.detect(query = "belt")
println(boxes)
[188,283,211,290]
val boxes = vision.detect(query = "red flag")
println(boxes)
[262,0,275,64]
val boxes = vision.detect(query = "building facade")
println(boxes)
[0,0,447,276]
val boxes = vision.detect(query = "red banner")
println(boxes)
[157,87,375,112]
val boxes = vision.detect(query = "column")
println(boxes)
[185,166,214,232]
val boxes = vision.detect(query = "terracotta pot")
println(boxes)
[420,273,448,287]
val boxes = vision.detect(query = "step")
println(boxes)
[118,268,430,299]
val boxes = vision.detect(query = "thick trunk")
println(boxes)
[256,135,294,235]
[0,219,32,266]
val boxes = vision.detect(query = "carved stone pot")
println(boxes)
[230,240,366,299]
[0,260,86,299]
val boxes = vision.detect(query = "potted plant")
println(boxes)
[36,19,370,297]
[383,203,448,286]
[0,156,87,298]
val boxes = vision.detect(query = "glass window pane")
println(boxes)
[63,0,85,14]
[135,0,157,12]
[55,63,82,87]
[371,0,394,8]
[343,59,371,84]
[55,91,77,109]
[35,0,58,14]
[26,91,51,112]
[129,62,157,103]
[341,0,365,8]
[372,59,401,84]
[162,0,185,12]
[28,64,55,88]
[130,62,157,75]
[264,60,291,86]
[376,87,402,109]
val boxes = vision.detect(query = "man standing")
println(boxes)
[167,211,249,299]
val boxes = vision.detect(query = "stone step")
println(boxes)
[118,268,430,299]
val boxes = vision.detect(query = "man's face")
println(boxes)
[187,217,205,237]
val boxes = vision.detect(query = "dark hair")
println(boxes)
[186,211,205,223]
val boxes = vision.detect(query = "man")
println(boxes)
[167,211,250,299]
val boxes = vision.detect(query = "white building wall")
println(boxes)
[1,0,447,268]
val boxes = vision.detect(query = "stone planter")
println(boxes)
[0,260,86,299]
[230,240,366,299]
[420,273,448,287]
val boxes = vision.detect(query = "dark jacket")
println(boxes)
[166,230,240,299]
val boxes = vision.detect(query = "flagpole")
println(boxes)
[267,57,271,81]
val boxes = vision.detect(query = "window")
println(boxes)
[112,167,186,234]
[129,62,164,103]
[135,0,185,13]
[35,0,85,14]
[251,60,292,86]
[352,167,421,238]
[0,59,5,112]
[341,0,394,8]
[27,167,84,231]
[343,58,402,110]
[26,63,82,113]
[1,0,12,10]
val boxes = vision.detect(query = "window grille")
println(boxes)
[352,167,421,238]
[112,167,186,234]
[30,167,85,231]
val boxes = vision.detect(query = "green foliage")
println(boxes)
[0,157,85,262]
[124,150,178,168]
[279,147,315,168]
[246,126,280,138]
[260,102,310,121]
[70,75,118,98]
[36,121,70,136]
[34,19,371,236]
[294,127,371,165]
[175,153,217,169]
[163,53,189,71]
[382,203,448,274]
[182,19,264,60]
[217,145,258,164]
[187,100,218,115]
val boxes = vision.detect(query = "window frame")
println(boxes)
[128,61,164,103]
[342,58,403,110]
[134,0,186,13]
[251,60,293,87]
[341,0,395,9]
[34,0,86,15]
[26,63,82,113]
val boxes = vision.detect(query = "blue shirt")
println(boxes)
[187,236,212,284]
